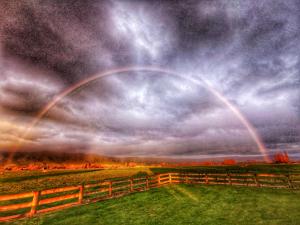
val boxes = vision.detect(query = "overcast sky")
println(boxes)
[0,0,299,160]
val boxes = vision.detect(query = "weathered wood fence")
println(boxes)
[1,172,299,222]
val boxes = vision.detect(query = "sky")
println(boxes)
[0,0,299,161]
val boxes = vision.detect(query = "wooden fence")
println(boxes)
[1,172,299,222]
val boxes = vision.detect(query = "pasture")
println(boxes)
[1,164,300,194]
[0,168,152,194]
[151,163,300,174]
[4,184,300,225]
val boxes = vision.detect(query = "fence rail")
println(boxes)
[1,172,299,222]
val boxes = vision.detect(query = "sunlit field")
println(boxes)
[5,184,300,225]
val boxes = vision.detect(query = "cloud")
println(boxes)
[0,0,299,159]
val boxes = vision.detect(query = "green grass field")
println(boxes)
[1,164,300,194]
[5,184,300,225]
[0,168,152,194]
[151,164,300,174]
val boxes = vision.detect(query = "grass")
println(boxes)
[0,169,102,183]
[1,164,300,194]
[150,164,300,175]
[5,184,300,225]
[0,168,153,194]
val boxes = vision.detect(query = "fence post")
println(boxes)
[169,173,172,184]
[286,175,293,188]
[78,185,84,204]
[146,176,149,190]
[158,175,161,187]
[130,178,133,192]
[185,174,188,184]
[227,173,232,185]
[29,191,40,216]
[254,174,260,187]
[108,181,112,197]
[205,174,209,184]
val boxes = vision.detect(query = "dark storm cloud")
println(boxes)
[0,0,300,159]
[1,0,132,84]
[169,0,233,52]
[1,77,52,114]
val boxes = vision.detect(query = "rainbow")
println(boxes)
[9,66,271,162]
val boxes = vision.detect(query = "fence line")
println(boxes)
[0,172,299,222]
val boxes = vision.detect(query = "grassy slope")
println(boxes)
[6,184,300,225]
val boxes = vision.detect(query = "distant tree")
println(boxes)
[223,159,236,165]
[128,162,137,167]
[201,161,214,166]
[274,151,289,164]
[160,162,167,167]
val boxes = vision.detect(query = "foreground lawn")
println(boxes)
[7,184,300,225]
